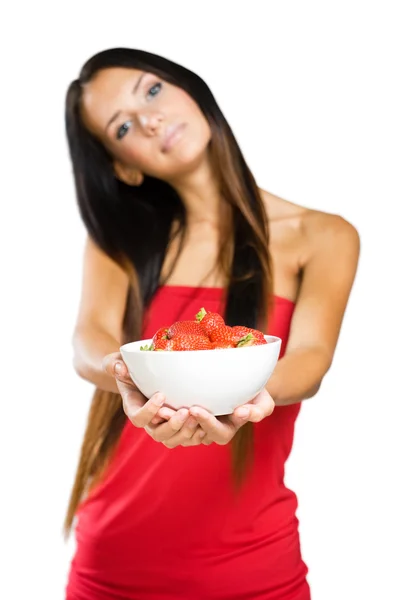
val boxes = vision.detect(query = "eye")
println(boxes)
[116,121,132,140]
[147,82,162,99]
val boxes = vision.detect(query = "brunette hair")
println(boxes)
[63,48,273,538]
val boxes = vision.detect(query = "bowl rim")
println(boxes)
[120,335,282,354]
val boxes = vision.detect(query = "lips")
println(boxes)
[161,123,186,153]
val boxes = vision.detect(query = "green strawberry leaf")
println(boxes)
[140,343,154,351]
[196,307,207,322]
[237,333,254,347]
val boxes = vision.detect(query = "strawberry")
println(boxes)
[237,333,267,347]
[232,326,266,345]
[167,335,214,351]
[209,325,237,349]
[152,327,169,350]
[196,307,225,337]
[167,320,207,339]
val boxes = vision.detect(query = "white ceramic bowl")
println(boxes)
[120,335,282,415]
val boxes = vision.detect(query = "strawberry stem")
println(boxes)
[196,307,207,322]
[140,343,154,351]
[237,333,254,347]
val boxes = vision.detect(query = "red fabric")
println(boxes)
[66,286,310,600]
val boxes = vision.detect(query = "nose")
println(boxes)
[137,111,164,136]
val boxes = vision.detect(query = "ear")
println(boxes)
[113,161,144,186]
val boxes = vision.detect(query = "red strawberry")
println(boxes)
[152,327,169,350]
[167,335,214,351]
[196,307,225,337]
[209,325,237,349]
[232,326,266,345]
[167,320,207,339]
[237,333,267,347]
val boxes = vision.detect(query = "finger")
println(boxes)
[102,353,132,384]
[146,408,189,442]
[189,406,235,445]
[150,406,177,425]
[164,419,204,448]
[231,389,275,427]
[246,389,275,422]
[123,392,166,428]
[189,428,208,446]
[151,416,166,425]
[201,436,213,446]
[103,355,170,429]
[102,351,122,376]
[174,416,200,443]
[157,406,177,421]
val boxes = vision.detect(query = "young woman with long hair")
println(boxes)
[64,47,360,600]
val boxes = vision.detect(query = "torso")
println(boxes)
[68,285,309,600]
[68,196,316,600]
[161,188,323,303]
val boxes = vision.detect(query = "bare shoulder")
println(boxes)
[259,188,360,266]
[259,190,360,365]
[301,207,360,266]
[259,188,310,223]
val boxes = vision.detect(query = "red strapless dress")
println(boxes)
[66,286,310,600]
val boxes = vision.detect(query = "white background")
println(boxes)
[1,1,399,599]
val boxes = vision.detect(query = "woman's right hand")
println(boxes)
[102,352,206,448]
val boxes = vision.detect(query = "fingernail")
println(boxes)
[114,362,123,375]
[199,431,206,439]
[158,408,170,419]
[153,394,165,406]
[236,407,250,418]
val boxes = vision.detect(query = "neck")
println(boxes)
[166,153,224,226]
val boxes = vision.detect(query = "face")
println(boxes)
[81,67,212,184]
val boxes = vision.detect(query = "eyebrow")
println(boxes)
[105,72,147,133]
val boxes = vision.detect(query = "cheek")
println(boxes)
[116,144,142,164]
[170,92,211,144]
[113,139,152,169]
[176,92,206,124]
[186,103,212,145]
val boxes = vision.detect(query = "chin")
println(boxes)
[171,153,210,178]
[157,144,207,182]
[178,135,211,164]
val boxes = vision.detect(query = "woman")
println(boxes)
[64,48,360,600]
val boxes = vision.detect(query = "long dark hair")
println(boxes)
[64,48,274,537]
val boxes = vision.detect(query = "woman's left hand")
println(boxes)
[188,389,275,445]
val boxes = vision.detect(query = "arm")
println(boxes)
[188,214,360,443]
[267,214,360,406]
[73,237,206,447]
[72,236,130,393]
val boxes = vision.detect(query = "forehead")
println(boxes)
[80,67,144,135]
